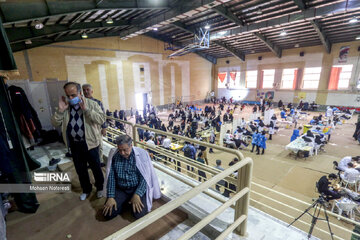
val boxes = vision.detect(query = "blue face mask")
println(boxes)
[68,96,82,106]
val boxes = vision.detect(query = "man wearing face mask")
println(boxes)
[51,82,105,201]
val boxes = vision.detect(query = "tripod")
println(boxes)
[288,195,334,240]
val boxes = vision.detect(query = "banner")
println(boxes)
[218,72,227,83]
[230,71,237,81]
[338,46,350,63]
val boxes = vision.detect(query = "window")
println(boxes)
[302,67,321,89]
[246,70,257,88]
[218,72,227,88]
[335,65,353,89]
[262,69,275,88]
[281,68,297,89]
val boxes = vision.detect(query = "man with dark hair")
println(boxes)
[103,135,160,220]
[317,173,342,200]
[51,82,105,200]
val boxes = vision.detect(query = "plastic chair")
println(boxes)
[341,175,358,192]
[331,200,358,220]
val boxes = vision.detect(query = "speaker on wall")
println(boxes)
[226,60,230,64]
[258,56,262,60]
[300,52,305,57]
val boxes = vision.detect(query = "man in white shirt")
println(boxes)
[338,156,353,171]
[162,136,171,149]
[341,162,360,181]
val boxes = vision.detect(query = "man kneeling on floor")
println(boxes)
[103,135,161,220]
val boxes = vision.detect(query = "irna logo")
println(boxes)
[34,172,71,182]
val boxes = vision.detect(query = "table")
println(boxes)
[170,143,183,151]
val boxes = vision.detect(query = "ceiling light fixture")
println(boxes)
[106,17,113,24]
[294,43,299,47]
[81,32,88,39]
[34,20,44,30]
[153,27,158,31]
[349,17,358,23]
[205,25,210,30]
[280,29,287,36]
[251,50,255,53]
[218,31,226,35]
[25,39,32,45]
[356,35,360,40]
[256,8,262,15]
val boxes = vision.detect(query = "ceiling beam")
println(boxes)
[210,1,360,40]
[10,31,123,52]
[213,40,245,61]
[6,20,130,44]
[0,0,170,25]
[309,20,331,53]
[293,0,306,11]
[145,32,217,64]
[213,5,244,26]
[211,5,282,58]
[252,32,282,58]
[118,0,231,39]
[171,22,195,35]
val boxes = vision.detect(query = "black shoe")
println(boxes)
[65,152,72,158]
[256,153,259,155]
[250,150,253,153]
[49,158,61,166]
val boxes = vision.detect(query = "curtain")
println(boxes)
[293,69,298,90]
[218,72,227,83]
[230,71,237,81]
[328,67,342,90]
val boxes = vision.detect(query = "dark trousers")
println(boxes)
[70,141,104,194]
[322,190,342,201]
[104,188,148,220]
[198,170,206,182]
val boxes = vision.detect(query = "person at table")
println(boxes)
[340,162,360,182]
[278,100,283,109]
[280,109,287,120]
[310,101,318,111]
[290,127,302,142]
[338,156,354,171]
[317,173,342,200]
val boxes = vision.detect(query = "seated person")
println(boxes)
[338,156,354,171]
[317,173,342,200]
[248,121,257,132]
[280,109,287,119]
[224,130,237,149]
[103,135,161,220]
[340,162,360,181]
[290,127,302,142]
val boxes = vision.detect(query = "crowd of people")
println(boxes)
[53,81,360,220]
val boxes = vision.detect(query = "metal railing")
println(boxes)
[103,118,360,240]
[103,118,253,240]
